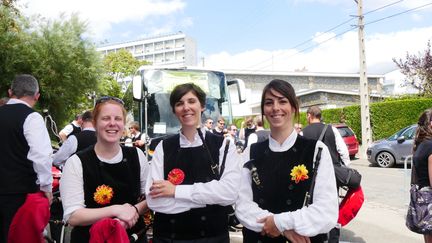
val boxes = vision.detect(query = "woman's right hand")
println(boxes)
[115,204,140,228]
[283,230,311,243]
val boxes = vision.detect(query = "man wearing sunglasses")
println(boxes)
[212,117,227,137]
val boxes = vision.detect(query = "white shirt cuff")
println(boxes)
[274,212,293,233]
[175,184,193,201]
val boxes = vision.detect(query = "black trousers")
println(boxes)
[153,233,229,243]
[0,194,26,243]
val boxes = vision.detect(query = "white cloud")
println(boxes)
[205,26,432,74]
[19,0,186,39]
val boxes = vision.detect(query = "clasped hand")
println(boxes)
[149,180,176,198]
[258,215,311,243]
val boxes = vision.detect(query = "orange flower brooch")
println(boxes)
[168,168,185,185]
[290,164,309,184]
[93,184,114,205]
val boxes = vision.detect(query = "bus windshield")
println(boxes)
[137,69,232,138]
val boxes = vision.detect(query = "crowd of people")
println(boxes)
[2,74,430,243]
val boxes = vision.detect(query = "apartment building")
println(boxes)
[97,32,197,66]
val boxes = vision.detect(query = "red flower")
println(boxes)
[168,168,185,185]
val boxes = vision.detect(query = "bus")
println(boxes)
[131,66,246,152]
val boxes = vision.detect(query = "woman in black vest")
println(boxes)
[235,79,338,243]
[145,83,241,243]
[60,96,149,243]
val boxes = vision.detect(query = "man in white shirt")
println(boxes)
[59,114,82,142]
[0,74,53,242]
[302,106,350,243]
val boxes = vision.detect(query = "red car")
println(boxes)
[334,124,359,159]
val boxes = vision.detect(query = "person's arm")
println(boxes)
[145,141,204,214]
[247,133,258,147]
[332,126,350,166]
[52,135,77,167]
[272,142,338,236]
[174,138,241,206]
[59,124,73,142]
[235,167,272,232]
[24,112,53,193]
[428,154,432,187]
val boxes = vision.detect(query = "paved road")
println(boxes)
[340,158,423,243]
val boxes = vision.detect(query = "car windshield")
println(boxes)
[387,125,416,141]
[337,126,354,137]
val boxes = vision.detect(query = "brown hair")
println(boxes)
[169,83,206,113]
[414,109,432,152]
[306,106,322,120]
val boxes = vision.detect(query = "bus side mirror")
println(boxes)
[227,78,246,104]
[132,75,143,101]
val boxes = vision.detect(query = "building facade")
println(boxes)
[223,70,385,115]
[97,32,197,67]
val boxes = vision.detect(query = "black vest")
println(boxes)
[153,132,229,240]
[243,137,326,243]
[0,103,38,194]
[70,146,142,243]
[75,130,97,152]
[302,123,341,166]
[244,127,256,147]
[67,123,81,138]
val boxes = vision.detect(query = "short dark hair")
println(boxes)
[261,79,299,122]
[169,83,206,113]
[10,74,39,98]
[306,106,322,120]
[81,110,93,122]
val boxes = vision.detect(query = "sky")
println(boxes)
[19,0,432,75]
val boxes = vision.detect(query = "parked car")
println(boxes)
[367,124,417,168]
[334,124,359,159]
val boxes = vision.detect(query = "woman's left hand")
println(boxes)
[257,215,281,238]
[149,180,176,198]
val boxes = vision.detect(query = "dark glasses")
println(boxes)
[95,96,124,106]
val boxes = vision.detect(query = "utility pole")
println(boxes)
[356,0,372,155]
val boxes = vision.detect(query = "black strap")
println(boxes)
[318,124,329,142]
[197,128,219,176]
[219,139,230,177]
[197,128,230,179]
[303,147,323,207]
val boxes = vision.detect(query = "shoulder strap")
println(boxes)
[219,139,230,178]
[318,124,329,142]
[303,146,323,207]
[197,128,220,177]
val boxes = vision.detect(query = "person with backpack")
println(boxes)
[145,83,241,243]
[235,79,338,243]
[302,106,352,243]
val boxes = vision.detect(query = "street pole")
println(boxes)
[356,0,372,156]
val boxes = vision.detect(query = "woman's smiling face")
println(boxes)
[94,102,125,144]
[263,88,295,131]
[174,91,204,129]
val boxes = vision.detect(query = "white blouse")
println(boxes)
[60,147,148,222]
[235,130,338,237]
[145,127,242,214]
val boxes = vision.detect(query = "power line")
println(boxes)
[245,0,406,70]
[363,0,404,15]
[365,2,432,26]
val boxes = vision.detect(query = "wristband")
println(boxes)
[132,205,139,215]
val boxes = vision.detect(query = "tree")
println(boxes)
[0,7,104,127]
[103,49,148,91]
[393,41,432,96]
[101,49,150,112]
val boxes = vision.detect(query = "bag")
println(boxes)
[338,186,364,226]
[406,185,432,234]
[334,164,362,189]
